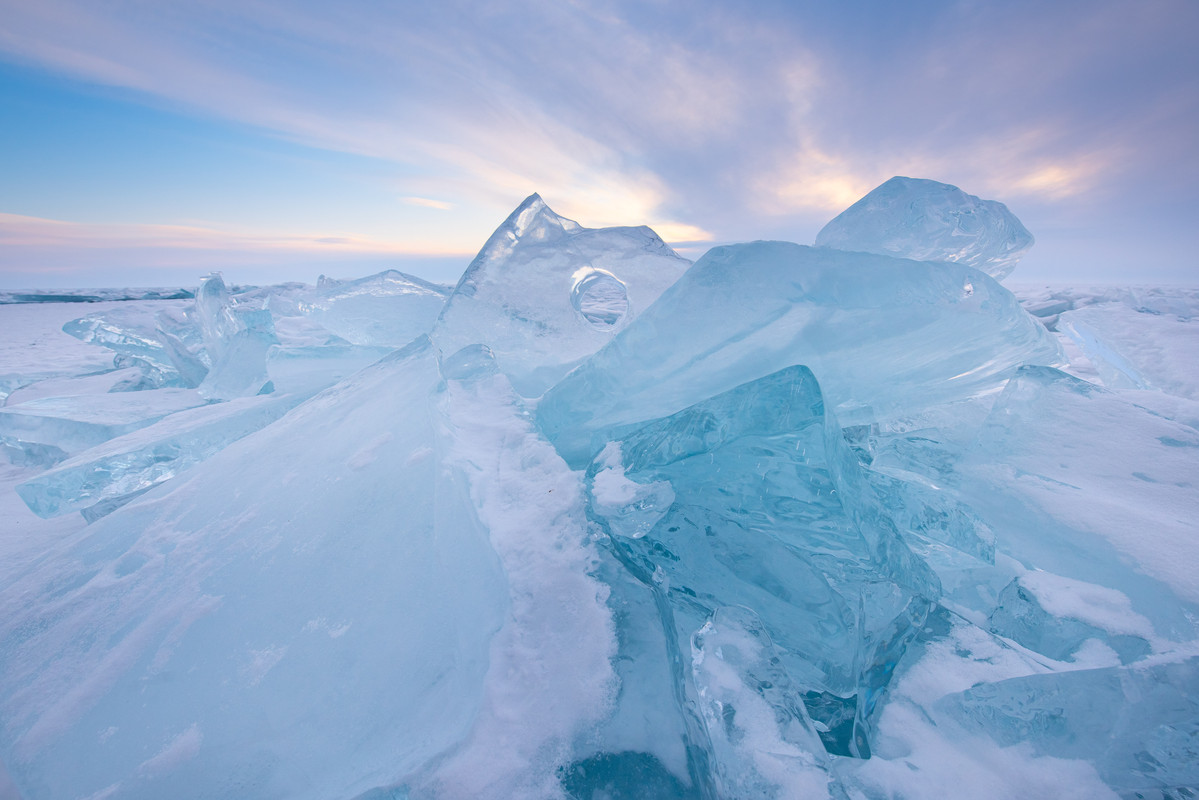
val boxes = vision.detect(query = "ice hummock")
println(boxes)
[432,193,691,397]
[0,182,1196,799]
[583,364,938,765]
[538,240,1061,465]
[816,176,1035,280]
[287,269,450,347]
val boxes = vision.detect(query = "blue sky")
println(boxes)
[1,0,1196,288]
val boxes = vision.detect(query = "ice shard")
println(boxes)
[0,337,508,800]
[16,392,303,520]
[689,607,837,797]
[584,365,938,760]
[988,573,1152,664]
[539,240,1061,465]
[63,301,194,387]
[815,176,1034,280]
[3,367,147,406]
[0,388,208,459]
[433,194,691,397]
[194,273,278,400]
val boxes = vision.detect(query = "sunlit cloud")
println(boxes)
[0,0,1194,283]
[401,197,453,211]
[752,139,875,216]
[648,222,714,244]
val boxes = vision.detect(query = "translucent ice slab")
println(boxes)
[585,365,938,759]
[539,241,1061,465]
[816,176,1034,280]
[938,657,1199,796]
[17,393,303,520]
[4,367,147,406]
[63,300,195,387]
[194,274,278,400]
[433,194,691,397]
[265,344,395,395]
[0,388,208,459]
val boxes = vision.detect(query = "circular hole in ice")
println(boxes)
[571,268,629,328]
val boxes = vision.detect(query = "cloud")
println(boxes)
[400,197,453,211]
[0,0,1195,282]
[0,213,471,256]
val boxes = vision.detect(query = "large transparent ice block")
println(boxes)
[584,365,939,761]
[433,194,691,397]
[194,274,278,400]
[539,241,1061,466]
[292,269,450,347]
[815,176,1034,280]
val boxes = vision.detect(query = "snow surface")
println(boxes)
[0,184,1196,799]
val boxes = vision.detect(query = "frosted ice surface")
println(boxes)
[17,393,303,520]
[4,366,147,406]
[1057,301,1199,399]
[265,344,394,395]
[0,338,508,800]
[0,303,122,403]
[402,345,617,799]
[815,176,1034,280]
[966,365,1199,611]
[585,365,938,759]
[539,240,1061,465]
[433,194,691,397]
[292,269,450,347]
[939,657,1199,795]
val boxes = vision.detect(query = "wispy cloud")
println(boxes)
[400,197,453,211]
[0,0,1195,282]
[0,213,472,256]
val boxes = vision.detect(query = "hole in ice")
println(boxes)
[571,268,629,328]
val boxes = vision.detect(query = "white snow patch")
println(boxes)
[419,370,617,798]
[1018,570,1154,638]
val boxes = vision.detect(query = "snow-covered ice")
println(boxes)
[0,182,1196,799]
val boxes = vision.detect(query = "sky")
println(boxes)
[0,0,1196,289]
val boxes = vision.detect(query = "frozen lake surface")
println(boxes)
[1,184,1196,799]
